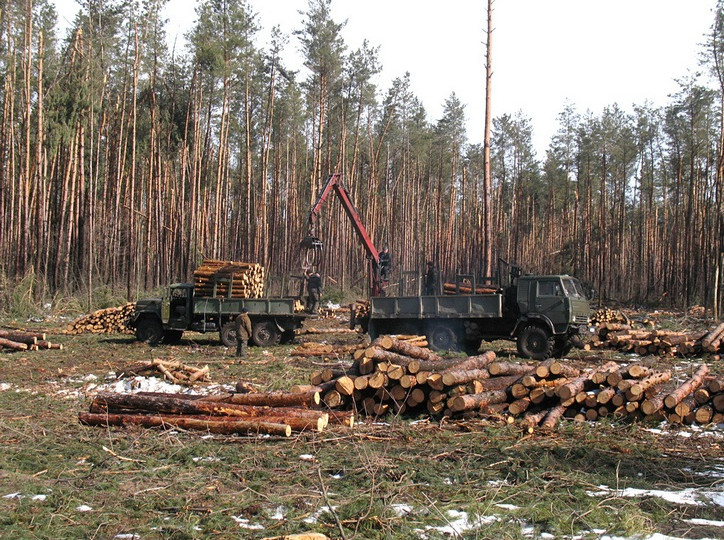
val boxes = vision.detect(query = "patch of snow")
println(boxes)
[114,534,140,539]
[0,383,11,391]
[540,533,555,539]
[76,504,92,512]
[421,510,499,537]
[191,456,221,463]
[302,506,337,525]
[685,518,724,527]
[299,454,316,462]
[268,506,285,520]
[3,492,21,499]
[231,516,264,530]
[588,485,724,507]
[391,504,413,516]
[31,494,47,501]
[495,503,520,510]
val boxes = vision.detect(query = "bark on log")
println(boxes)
[0,337,28,350]
[79,412,291,436]
[663,365,709,409]
[228,391,320,408]
[449,389,508,412]
[556,362,618,401]
[541,405,568,430]
[701,323,724,351]
[372,335,442,362]
[488,362,534,377]
[442,368,490,387]
[628,371,672,398]
[441,351,497,373]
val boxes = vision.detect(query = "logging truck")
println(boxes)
[364,269,590,360]
[128,283,309,347]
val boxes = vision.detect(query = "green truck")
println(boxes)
[366,272,590,360]
[128,283,309,347]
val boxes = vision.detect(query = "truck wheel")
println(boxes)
[252,320,281,347]
[136,318,164,345]
[517,326,553,360]
[220,322,238,348]
[164,330,183,345]
[426,323,459,351]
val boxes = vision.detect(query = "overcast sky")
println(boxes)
[55,0,716,157]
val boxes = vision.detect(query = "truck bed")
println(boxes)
[192,296,299,317]
[371,294,503,319]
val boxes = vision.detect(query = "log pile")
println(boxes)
[443,282,497,295]
[0,329,62,351]
[350,300,370,326]
[590,323,723,357]
[79,389,354,437]
[193,259,265,299]
[64,303,135,334]
[312,336,723,429]
[590,307,629,326]
[115,358,211,385]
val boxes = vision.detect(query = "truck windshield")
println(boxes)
[562,278,586,299]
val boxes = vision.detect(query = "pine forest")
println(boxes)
[0,0,723,317]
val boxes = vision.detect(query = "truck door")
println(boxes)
[167,286,191,330]
[531,279,567,333]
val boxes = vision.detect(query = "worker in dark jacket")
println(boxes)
[235,308,253,357]
[307,271,323,314]
[378,247,391,281]
[424,261,439,295]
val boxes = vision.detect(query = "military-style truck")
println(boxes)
[365,271,590,360]
[128,283,309,347]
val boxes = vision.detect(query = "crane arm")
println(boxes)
[307,173,379,263]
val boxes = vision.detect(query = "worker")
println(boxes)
[424,261,439,295]
[307,271,323,314]
[234,308,253,357]
[378,246,391,281]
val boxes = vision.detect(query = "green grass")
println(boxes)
[0,321,722,539]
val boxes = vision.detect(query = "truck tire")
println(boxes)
[220,322,238,348]
[136,317,164,345]
[252,320,281,347]
[517,325,553,360]
[426,323,459,352]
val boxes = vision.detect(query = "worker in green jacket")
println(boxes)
[235,308,253,357]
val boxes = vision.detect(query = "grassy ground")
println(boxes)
[0,315,722,539]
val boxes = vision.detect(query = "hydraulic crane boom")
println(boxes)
[301,173,384,296]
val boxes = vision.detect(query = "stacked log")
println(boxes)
[193,259,265,299]
[290,342,360,359]
[350,300,370,329]
[115,358,211,385]
[64,303,136,335]
[79,389,353,437]
[591,324,721,357]
[590,307,629,326]
[313,336,724,429]
[442,282,497,295]
[0,329,62,351]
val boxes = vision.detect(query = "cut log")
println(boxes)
[372,335,442,362]
[442,368,490,387]
[441,351,497,373]
[627,371,672,399]
[449,389,508,413]
[694,405,714,424]
[488,362,534,377]
[0,337,28,351]
[79,412,291,436]
[664,365,710,409]
[701,323,724,351]
[228,391,320,408]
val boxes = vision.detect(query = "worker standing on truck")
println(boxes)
[379,246,391,281]
[424,261,439,295]
[307,271,323,314]
[235,308,253,357]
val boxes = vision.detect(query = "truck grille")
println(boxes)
[574,315,589,324]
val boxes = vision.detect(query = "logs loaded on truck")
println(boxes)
[361,267,591,360]
[127,260,311,347]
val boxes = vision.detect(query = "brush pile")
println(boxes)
[79,388,354,437]
[312,336,723,429]
[64,303,135,335]
[0,329,62,351]
[115,358,211,385]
